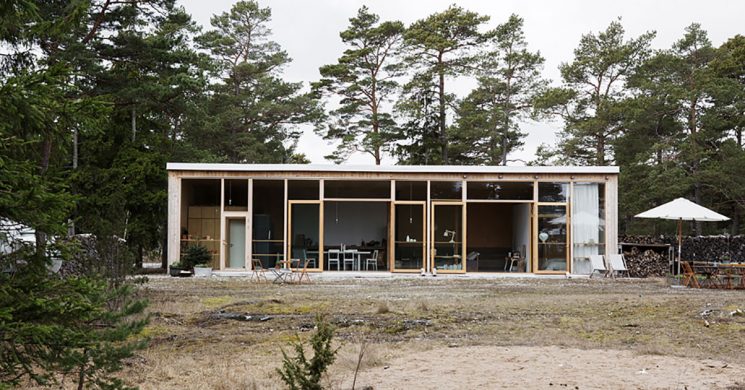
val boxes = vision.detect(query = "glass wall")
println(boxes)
[432,203,464,271]
[571,183,606,274]
[289,180,319,200]
[181,179,221,267]
[537,205,568,271]
[394,203,425,271]
[323,201,388,271]
[252,180,284,268]
[467,181,534,200]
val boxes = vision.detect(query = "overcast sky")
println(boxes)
[178,0,745,165]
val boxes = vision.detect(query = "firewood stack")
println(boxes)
[620,235,745,264]
[622,247,669,277]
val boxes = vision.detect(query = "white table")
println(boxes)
[342,250,371,271]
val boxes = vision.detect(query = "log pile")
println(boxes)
[620,235,745,263]
[622,247,669,278]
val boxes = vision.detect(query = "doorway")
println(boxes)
[288,201,323,271]
[227,218,246,269]
[431,202,466,273]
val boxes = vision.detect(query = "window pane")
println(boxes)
[537,205,567,271]
[224,179,248,210]
[431,181,462,200]
[467,181,533,200]
[395,181,427,200]
[290,203,320,270]
[324,180,390,198]
[538,182,569,202]
[288,180,319,200]
[571,183,605,274]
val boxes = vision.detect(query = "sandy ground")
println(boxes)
[347,345,744,390]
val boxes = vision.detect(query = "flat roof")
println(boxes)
[167,163,619,174]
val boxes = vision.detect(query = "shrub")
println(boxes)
[277,316,338,390]
[182,245,211,270]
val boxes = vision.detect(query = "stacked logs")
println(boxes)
[620,235,745,263]
[622,247,669,278]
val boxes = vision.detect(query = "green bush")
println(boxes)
[182,245,211,270]
[277,316,338,390]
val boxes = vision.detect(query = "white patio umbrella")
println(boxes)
[635,198,730,274]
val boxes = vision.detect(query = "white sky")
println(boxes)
[178,0,745,165]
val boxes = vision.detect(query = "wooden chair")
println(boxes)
[589,255,609,278]
[250,258,267,283]
[681,261,701,288]
[288,258,312,284]
[608,254,630,278]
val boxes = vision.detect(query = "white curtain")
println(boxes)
[572,183,602,274]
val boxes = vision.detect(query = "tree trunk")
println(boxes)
[437,55,447,164]
[596,135,605,166]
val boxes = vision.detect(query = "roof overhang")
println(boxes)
[166,163,619,175]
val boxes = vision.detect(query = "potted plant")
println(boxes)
[183,244,212,277]
[169,261,187,277]
[194,262,213,277]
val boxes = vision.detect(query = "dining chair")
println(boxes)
[365,250,379,271]
[327,249,340,271]
[343,249,356,271]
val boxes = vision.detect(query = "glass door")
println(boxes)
[431,202,466,273]
[392,202,425,272]
[288,201,323,271]
[535,204,568,273]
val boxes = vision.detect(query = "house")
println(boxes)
[167,163,618,275]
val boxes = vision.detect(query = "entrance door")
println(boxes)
[228,218,246,268]
[534,205,569,273]
[288,201,322,271]
[391,202,425,272]
[431,202,466,273]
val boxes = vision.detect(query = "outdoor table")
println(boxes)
[692,263,722,288]
[271,259,294,284]
[718,264,745,289]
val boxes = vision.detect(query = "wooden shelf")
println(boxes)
[253,239,283,243]
[434,241,462,244]
[395,241,423,244]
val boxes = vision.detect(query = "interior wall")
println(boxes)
[512,204,532,272]
[466,203,513,272]
[324,202,388,248]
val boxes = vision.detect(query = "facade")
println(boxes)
[167,163,618,275]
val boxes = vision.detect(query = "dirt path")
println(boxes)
[347,345,745,390]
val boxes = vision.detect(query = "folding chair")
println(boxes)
[294,259,313,284]
[681,261,701,288]
[589,255,609,278]
[250,258,268,283]
[608,254,630,278]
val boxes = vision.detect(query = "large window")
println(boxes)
[467,181,533,200]
[252,180,284,268]
[572,183,606,274]
[432,203,465,271]
[289,180,319,200]
[394,203,425,271]
[324,180,390,199]
[181,179,220,267]
[224,179,248,211]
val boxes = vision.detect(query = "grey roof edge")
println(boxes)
[166,163,619,174]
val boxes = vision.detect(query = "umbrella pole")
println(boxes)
[677,218,682,276]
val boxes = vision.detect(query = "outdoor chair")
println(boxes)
[327,249,340,270]
[294,258,313,284]
[343,249,356,271]
[681,261,701,288]
[250,258,268,283]
[589,255,609,278]
[300,248,316,269]
[365,250,379,271]
[608,254,630,278]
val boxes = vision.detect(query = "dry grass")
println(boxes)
[118,276,745,389]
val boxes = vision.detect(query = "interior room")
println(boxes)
[466,203,531,272]
[252,180,284,268]
[323,201,389,271]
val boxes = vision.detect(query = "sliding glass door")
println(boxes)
[431,202,466,274]
[288,201,322,271]
[392,202,425,272]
